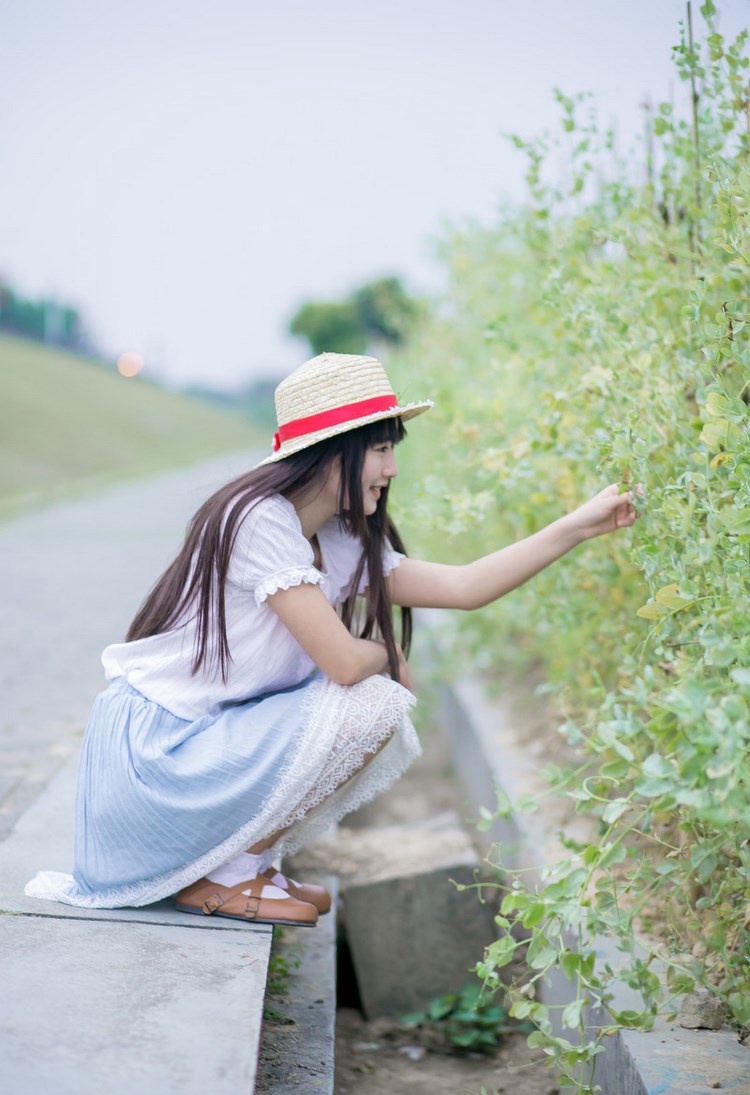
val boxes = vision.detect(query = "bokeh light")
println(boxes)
[116,351,145,378]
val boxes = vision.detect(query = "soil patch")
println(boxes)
[334,1005,558,1095]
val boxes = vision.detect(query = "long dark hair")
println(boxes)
[126,417,411,683]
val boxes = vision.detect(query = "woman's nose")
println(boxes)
[386,452,399,478]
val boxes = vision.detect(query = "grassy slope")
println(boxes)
[0,334,265,518]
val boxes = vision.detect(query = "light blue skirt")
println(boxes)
[25,672,420,909]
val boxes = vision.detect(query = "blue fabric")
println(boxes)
[26,670,421,908]
[71,676,315,898]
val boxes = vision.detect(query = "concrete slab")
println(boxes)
[344,861,496,1018]
[626,1020,750,1094]
[0,753,272,935]
[0,912,272,1095]
[257,873,338,1094]
[591,1017,750,1095]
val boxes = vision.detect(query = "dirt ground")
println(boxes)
[258,693,559,1095]
[334,1004,558,1095]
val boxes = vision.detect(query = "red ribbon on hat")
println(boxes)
[272,394,398,452]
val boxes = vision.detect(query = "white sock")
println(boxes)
[257,848,278,873]
[256,847,294,890]
[206,851,262,887]
[206,850,290,901]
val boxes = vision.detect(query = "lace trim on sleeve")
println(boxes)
[254,567,325,606]
[357,550,404,595]
[384,550,404,577]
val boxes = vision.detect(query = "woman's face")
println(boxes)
[323,439,399,517]
[360,441,399,515]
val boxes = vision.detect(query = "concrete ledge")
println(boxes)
[259,873,338,1094]
[441,677,750,1095]
[1,752,275,1094]
[0,912,271,1095]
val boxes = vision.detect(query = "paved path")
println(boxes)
[0,450,260,840]
[0,451,283,1095]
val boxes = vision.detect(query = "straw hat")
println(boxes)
[258,352,432,464]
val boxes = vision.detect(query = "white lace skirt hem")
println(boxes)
[25,673,420,909]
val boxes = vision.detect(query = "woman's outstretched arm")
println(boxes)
[388,484,637,611]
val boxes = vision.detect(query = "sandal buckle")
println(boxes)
[203,893,224,914]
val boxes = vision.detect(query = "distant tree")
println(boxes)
[0,278,85,350]
[289,301,366,356]
[353,276,418,346]
[288,275,419,357]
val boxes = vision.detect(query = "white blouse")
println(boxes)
[102,494,403,720]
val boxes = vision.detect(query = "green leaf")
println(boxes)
[667,969,696,994]
[654,583,693,610]
[599,841,627,868]
[522,902,547,928]
[635,776,675,798]
[611,738,636,762]
[400,1011,427,1026]
[700,419,743,452]
[510,999,534,1019]
[728,992,750,1026]
[637,602,670,620]
[562,999,584,1029]
[602,797,630,824]
[526,1030,553,1049]
[486,933,517,968]
[718,507,750,535]
[451,1029,480,1047]
[526,938,558,970]
[705,391,733,417]
[611,1010,655,1031]
[543,868,589,901]
[641,753,674,778]
[428,996,456,1020]
[599,758,631,779]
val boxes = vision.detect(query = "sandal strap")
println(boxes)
[191,876,267,916]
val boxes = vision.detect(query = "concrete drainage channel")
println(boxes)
[258,697,505,1095]
[441,676,750,1095]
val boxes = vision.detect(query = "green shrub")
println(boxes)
[391,4,750,1088]
[401,982,529,1053]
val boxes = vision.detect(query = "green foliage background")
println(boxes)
[388,3,750,1084]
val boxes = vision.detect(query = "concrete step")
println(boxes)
[257,873,338,1094]
[0,754,273,1095]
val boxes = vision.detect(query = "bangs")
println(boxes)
[359,416,407,446]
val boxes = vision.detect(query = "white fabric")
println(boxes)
[203,855,288,900]
[25,672,419,908]
[102,494,403,720]
[206,851,263,887]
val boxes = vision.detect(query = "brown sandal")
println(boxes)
[175,875,319,927]
[261,870,332,915]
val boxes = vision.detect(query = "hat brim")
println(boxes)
[257,400,433,466]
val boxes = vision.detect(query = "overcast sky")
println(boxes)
[2,0,749,390]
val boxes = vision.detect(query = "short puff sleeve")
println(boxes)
[232,496,324,607]
[316,518,404,601]
[356,546,404,595]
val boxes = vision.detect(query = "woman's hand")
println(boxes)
[565,484,639,542]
